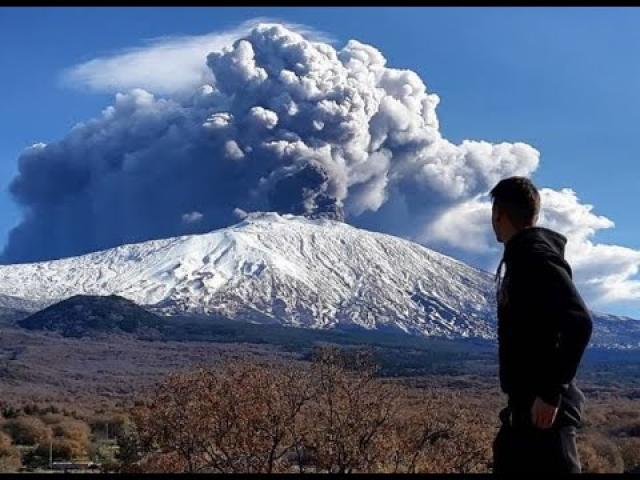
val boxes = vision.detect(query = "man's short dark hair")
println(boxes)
[490,176,540,228]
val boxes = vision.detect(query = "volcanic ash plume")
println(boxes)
[4,23,540,263]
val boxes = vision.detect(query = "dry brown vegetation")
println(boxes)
[0,432,21,473]
[577,395,640,473]
[119,346,492,473]
[0,404,123,471]
[1,325,640,473]
[110,346,640,474]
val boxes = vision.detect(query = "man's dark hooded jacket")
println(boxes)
[497,226,593,427]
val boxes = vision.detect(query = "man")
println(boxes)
[490,176,593,473]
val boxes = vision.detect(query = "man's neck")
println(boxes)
[503,224,536,245]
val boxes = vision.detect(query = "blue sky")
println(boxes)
[1,7,639,315]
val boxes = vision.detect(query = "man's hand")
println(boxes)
[531,396,559,429]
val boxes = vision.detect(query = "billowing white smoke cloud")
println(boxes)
[421,195,499,257]
[6,22,639,310]
[538,189,640,306]
[422,189,640,308]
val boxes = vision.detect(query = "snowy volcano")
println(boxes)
[0,213,637,346]
[0,213,495,338]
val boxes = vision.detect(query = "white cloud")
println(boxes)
[538,188,640,307]
[420,188,640,309]
[224,140,245,160]
[60,18,333,96]
[421,195,497,255]
[182,211,204,224]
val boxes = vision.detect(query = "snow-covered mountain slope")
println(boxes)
[0,213,495,338]
[0,212,637,345]
[589,312,640,349]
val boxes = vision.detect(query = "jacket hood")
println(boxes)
[504,226,568,264]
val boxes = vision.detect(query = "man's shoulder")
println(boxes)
[516,246,572,277]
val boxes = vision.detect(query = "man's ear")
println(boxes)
[493,204,502,221]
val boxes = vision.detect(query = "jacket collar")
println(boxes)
[503,226,567,263]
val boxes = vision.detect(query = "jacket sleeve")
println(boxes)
[527,255,593,406]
